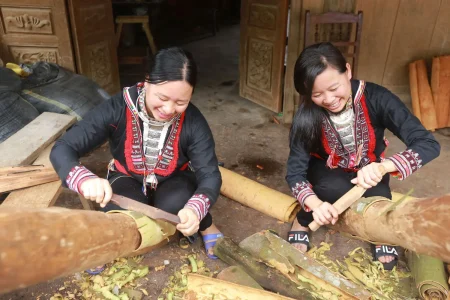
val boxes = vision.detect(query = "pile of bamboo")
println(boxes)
[409,56,450,131]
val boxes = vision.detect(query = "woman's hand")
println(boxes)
[79,178,112,208]
[176,208,200,236]
[312,201,339,226]
[304,195,339,226]
[351,162,387,189]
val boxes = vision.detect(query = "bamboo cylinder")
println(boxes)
[0,207,141,294]
[219,167,300,222]
[331,194,450,263]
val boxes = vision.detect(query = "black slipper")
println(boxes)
[287,231,310,250]
[372,244,399,271]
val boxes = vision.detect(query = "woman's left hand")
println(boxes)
[351,162,385,189]
[176,208,200,236]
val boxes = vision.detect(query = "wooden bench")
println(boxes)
[0,112,93,210]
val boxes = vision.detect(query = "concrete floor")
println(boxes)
[3,25,450,299]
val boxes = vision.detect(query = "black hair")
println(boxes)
[290,42,348,152]
[146,47,197,89]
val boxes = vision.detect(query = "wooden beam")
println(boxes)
[2,143,62,208]
[0,166,58,193]
[0,112,76,167]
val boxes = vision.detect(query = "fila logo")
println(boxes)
[375,245,398,256]
[288,233,309,243]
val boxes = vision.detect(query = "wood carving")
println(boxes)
[6,14,49,30]
[249,4,277,30]
[88,42,112,87]
[10,47,58,64]
[247,39,272,92]
[2,8,52,34]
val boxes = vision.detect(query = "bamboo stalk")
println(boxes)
[331,194,450,263]
[213,236,316,299]
[0,207,173,294]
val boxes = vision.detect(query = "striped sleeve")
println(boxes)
[65,165,98,194]
[292,181,315,212]
[387,149,422,180]
[185,193,211,221]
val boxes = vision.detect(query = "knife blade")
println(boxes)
[110,194,181,225]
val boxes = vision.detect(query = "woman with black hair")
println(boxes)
[50,47,223,273]
[286,42,440,270]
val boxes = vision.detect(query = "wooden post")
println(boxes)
[331,194,450,263]
[0,207,141,294]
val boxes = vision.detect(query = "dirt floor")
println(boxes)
[3,24,450,300]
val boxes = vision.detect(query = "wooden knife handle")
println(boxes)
[308,165,386,232]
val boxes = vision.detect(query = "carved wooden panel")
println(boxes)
[0,1,75,72]
[247,38,272,92]
[68,0,120,94]
[87,41,112,88]
[1,7,53,34]
[239,0,288,112]
[10,46,58,64]
[248,4,277,30]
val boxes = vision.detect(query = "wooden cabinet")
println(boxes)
[0,0,120,94]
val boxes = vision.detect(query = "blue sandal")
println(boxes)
[85,265,105,275]
[202,233,224,260]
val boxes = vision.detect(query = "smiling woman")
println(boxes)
[285,42,440,271]
[50,47,224,269]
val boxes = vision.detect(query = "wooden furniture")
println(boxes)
[0,0,120,95]
[304,10,363,77]
[239,0,289,113]
[115,15,157,54]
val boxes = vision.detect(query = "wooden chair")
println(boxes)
[115,15,157,64]
[304,10,363,77]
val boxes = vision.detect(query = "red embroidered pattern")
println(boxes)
[185,193,211,220]
[122,86,185,177]
[66,165,98,194]
[321,81,376,170]
[291,181,315,212]
[387,149,422,180]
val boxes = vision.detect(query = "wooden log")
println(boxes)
[432,56,450,129]
[0,207,173,294]
[416,59,438,131]
[331,194,450,263]
[185,274,295,300]
[213,236,316,299]
[409,61,422,121]
[0,112,76,168]
[239,231,372,300]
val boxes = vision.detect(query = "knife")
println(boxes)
[110,194,181,225]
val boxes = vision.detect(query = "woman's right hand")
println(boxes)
[311,201,339,226]
[79,178,112,208]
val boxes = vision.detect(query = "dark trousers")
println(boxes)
[103,171,213,231]
[296,158,392,227]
